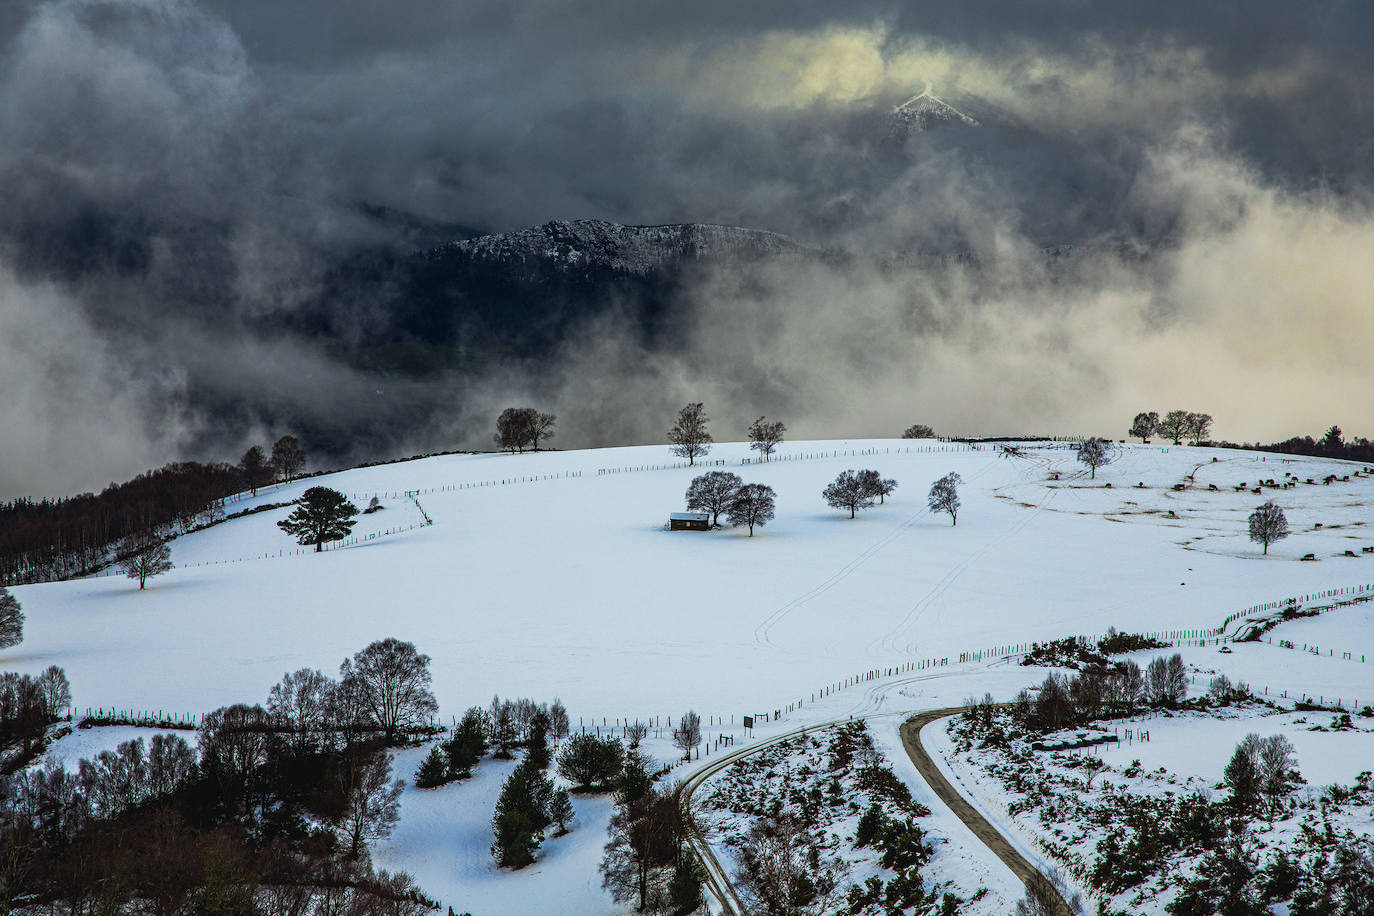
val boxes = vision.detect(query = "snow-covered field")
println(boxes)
[6,439,1374,913]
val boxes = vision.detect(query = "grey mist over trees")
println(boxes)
[685,471,741,527]
[747,417,785,462]
[277,486,359,552]
[0,586,23,648]
[495,407,556,454]
[928,472,962,525]
[668,403,712,465]
[1248,501,1289,555]
[117,532,173,589]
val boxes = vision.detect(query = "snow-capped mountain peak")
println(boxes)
[890,84,981,135]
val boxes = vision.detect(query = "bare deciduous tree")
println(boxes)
[856,469,897,504]
[267,668,337,754]
[927,472,962,525]
[1185,411,1213,445]
[1129,412,1159,443]
[747,416,785,461]
[1076,437,1112,479]
[901,424,935,439]
[735,815,841,916]
[340,638,438,745]
[672,710,701,760]
[494,407,556,453]
[117,532,173,589]
[668,402,713,465]
[726,483,776,537]
[1158,410,1190,445]
[271,435,307,482]
[338,749,404,859]
[822,470,875,519]
[1248,501,1289,555]
[685,471,742,527]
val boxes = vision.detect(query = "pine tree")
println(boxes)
[277,487,359,552]
[616,749,654,809]
[491,706,517,758]
[415,746,450,789]
[527,710,552,770]
[444,734,479,778]
[549,787,574,836]
[492,758,556,866]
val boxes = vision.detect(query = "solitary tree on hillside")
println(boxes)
[747,416,785,462]
[857,469,897,504]
[278,487,359,552]
[0,586,22,649]
[118,532,174,589]
[1185,412,1213,446]
[673,710,702,760]
[1129,412,1159,443]
[668,403,713,465]
[340,638,438,745]
[1158,410,1190,445]
[271,435,307,483]
[1076,437,1112,479]
[823,470,875,519]
[685,471,742,527]
[239,445,271,494]
[902,424,936,439]
[928,472,962,525]
[727,484,776,537]
[1248,501,1289,555]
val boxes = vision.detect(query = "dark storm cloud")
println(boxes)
[1,0,1372,499]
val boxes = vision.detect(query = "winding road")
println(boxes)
[680,707,1072,916]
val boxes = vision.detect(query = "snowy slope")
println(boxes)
[9,440,1374,722]
[8,439,1374,913]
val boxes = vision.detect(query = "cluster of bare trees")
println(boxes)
[667,403,787,464]
[1,665,70,767]
[1014,652,1189,730]
[822,469,897,519]
[1223,733,1299,816]
[901,424,936,439]
[1130,410,1213,445]
[684,472,776,536]
[240,435,308,491]
[0,640,438,916]
[494,407,556,453]
[601,752,701,914]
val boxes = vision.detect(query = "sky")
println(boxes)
[2,0,1372,499]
